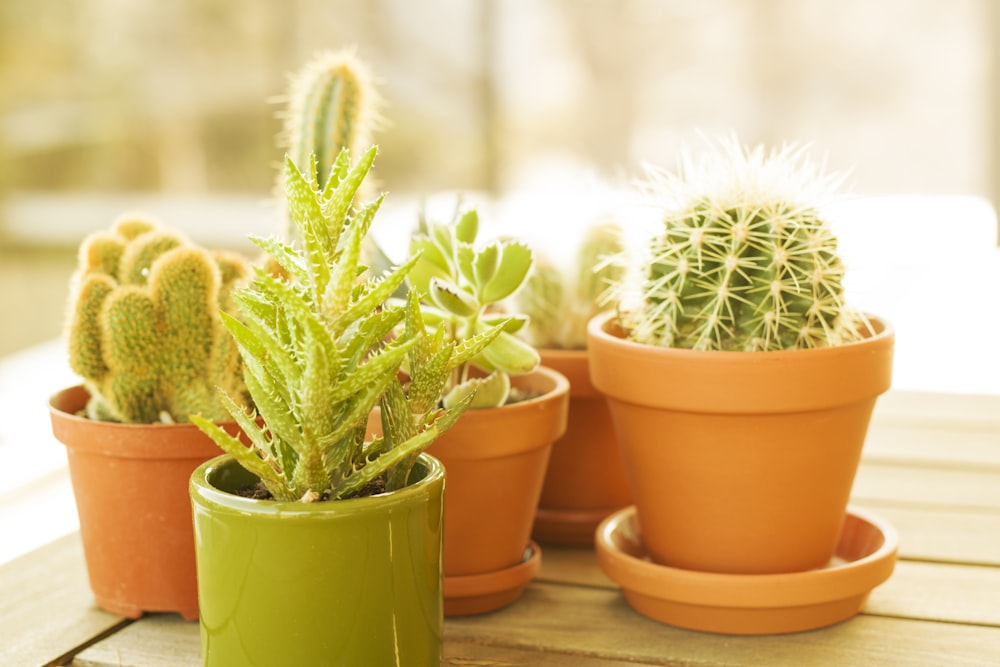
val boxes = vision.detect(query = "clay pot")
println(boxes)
[587,312,895,575]
[595,505,898,634]
[48,385,231,620]
[427,366,569,615]
[191,453,445,666]
[532,349,631,546]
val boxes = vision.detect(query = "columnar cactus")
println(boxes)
[278,49,395,278]
[67,216,251,423]
[515,220,625,349]
[279,49,381,237]
[619,138,867,352]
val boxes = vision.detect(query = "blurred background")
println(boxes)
[2,0,999,564]
[0,0,998,359]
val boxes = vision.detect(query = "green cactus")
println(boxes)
[193,147,495,502]
[407,205,540,408]
[618,138,867,352]
[279,49,395,279]
[66,216,251,423]
[516,220,625,349]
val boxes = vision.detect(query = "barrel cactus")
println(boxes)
[515,220,625,349]
[66,216,251,423]
[618,137,867,352]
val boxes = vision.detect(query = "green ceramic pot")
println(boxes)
[190,453,445,667]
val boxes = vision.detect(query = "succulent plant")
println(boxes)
[615,138,867,352]
[406,205,540,409]
[193,147,494,502]
[514,220,625,349]
[66,216,251,424]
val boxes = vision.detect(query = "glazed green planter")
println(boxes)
[190,453,445,667]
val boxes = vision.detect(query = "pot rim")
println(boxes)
[189,451,446,517]
[586,311,895,414]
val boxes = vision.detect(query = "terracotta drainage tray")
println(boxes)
[443,541,542,617]
[596,506,898,635]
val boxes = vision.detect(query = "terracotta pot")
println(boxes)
[587,312,895,575]
[191,453,445,666]
[48,385,232,620]
[427,366,569,615]
[532,349,631,546]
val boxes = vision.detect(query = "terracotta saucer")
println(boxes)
[533,507,621,546]
[444,541,542,617]
[596,506,898,635]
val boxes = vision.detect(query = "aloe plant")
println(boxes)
[406,205,540,409]
[614,137,868,352]
[193,147,493,502]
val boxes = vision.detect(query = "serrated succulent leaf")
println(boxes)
[480,241,532,304]
[456,243,477,286]
[480,329,540,374]
[474,241,500,287]
[454,209,479,244]
[443,371,509,409]
[249,235,308,284]
[481,312,529,334]
[428,277,479,317]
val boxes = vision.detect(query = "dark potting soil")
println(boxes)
[235,477,387,501]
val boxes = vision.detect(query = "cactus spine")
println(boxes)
[67,216,250,423]
[621,138,866,352]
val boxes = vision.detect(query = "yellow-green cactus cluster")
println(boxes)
[66,216,251,423]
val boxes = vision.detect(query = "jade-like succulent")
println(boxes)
[193,147,495,502]
[514,220,625,349]
[615,138,867,352]
[406,205,540,409]
[66,217,250,423]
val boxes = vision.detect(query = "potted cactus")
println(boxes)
[405,205,570,615]
[512,219,633,546]
[588,138,895,583]
[48,215,251,620]
[188,147,491,665]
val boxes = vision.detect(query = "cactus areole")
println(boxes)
[619,138,869,352]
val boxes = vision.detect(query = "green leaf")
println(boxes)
[474,241,500,287]
[429,278,479,317]
[454,209,479,244]
[480,329,540,374]
[480,241,533,304]
[443,371,509,409]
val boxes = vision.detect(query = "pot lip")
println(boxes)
[495,365,571,413]
[189,451,445,516]
[587,310,894,359]
[595,505,898,608]
[49,384,232,433]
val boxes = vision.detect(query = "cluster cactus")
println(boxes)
[406,205,540,408]
[66,217,251,423]
[193,147,497,502]
[514,220,625,349]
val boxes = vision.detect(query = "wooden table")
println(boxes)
[2,389,999,666]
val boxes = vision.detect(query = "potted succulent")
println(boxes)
[405,205,570,615]
[511,220,632,545]
[48,215,251,620]
[189,147,495,665]
[588,138,895,583]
